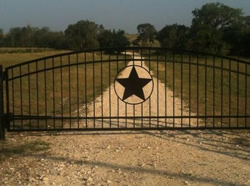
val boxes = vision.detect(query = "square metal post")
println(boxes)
[0,65,5,140]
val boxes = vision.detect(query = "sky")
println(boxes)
[0,0,250,34]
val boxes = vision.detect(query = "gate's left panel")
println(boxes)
[5,52,92,131]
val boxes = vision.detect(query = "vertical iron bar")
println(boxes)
[11,69,15,129]
[173,52,175,127]
[237,61,239,127]
[36,61,40,129]
[60,56,63,128]
[92,52,95,128]
[189,54,191,128]
[221,59,223,127]
[101,51,104,128]
[196,55,199,128]
[19,66,23,129]
[76,53,80,128]
[157,50,159,128]
[109,53,111,128]
[44,59,48,129]
[28,64,31,129]
[245,64,248,127]
[148,49,151,127]
[205,56,207,127]
[6,69,10,131]
[213,57,215,127]
[116,51,119,128]
[181,53,183,127]
[165,50,167,128]
[229,60,231,127]
[141,48,143,128]
[124,50,127,128]
[68,55,72,128]
[133,104,135,128]
[0,65,5,140]
[85,52,88,128]
[52,58,55,128]
[133,49,135,128]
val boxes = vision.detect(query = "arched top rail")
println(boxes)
[5,47,250,71]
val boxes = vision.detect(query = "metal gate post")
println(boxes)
[0,65,5,140]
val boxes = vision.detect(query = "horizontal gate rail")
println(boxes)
[1,47,249,135]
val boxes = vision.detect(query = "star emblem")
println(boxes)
[115,66,153,104]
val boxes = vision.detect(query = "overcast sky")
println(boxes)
[1,0,250,33]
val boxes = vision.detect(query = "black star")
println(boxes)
[116,66,152,101]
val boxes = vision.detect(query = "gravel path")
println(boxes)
[81,53,200,129]
[1,130,249,185]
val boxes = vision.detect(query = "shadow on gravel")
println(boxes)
[31,153,239,186]
[0,139,50,162]
[14,129,249,161]
[141,130,250,161]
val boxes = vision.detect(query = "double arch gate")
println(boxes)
[0,47,249,139]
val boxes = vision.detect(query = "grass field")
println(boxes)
[0,48,70,69]
[144,52,250,127]
[0,48,131,129]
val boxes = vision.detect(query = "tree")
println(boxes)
[190,2,244,54]
[98,29,130,49]
[157,24,190,49]
[135,23,157,46]
[33,27,68,49]
[65,20,99,50]
[0,28,3,46]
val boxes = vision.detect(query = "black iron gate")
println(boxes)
[0,47,249,139]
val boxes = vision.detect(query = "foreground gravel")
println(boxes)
[0,130,249,186]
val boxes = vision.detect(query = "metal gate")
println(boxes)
[0,47,249,139]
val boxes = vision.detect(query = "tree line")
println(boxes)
[135,3,250,57]
[0,2,249,57]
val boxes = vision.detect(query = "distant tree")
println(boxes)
[65,20,99,50]
[98,30,113,49]
[98,24,105,34]
[190,2,244,55]
[135,23,157,46]
[5,27,22,47]
[222,15,250,56]
[33,27,68,49]
[157,24,190,49]
[245,16,250,29]
[98,29,130,49]
[0,28,3,46]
